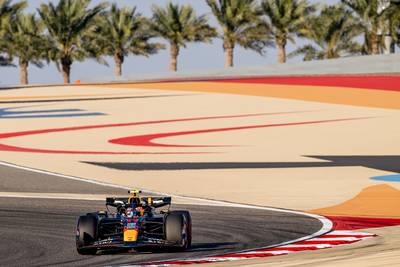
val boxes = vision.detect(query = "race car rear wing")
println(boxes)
[106,196,172,209]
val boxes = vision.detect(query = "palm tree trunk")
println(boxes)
[223,41,234,68]
[19,59,28,85]
[277,42,286,64]
[114,54,124,77]
[371,32,380,55]
[170,43,179,72]
[225,48,234,68]
[61,57,72,84]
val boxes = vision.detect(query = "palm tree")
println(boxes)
[290,4,364,61]
[151,3,216,72]
[387,0,400,47]
[0,0,25,36]
[342,0,388,55]
[38,0,107,84]
[3,13,49,84]
[206,0,272,68]
[0,0,26,66]
[97,4,163,78]
[260,0,316,64]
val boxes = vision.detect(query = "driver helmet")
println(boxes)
[126,207,134,218]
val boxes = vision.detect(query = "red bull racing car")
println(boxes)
[76,190,192,255]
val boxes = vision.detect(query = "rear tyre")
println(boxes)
[165,211,192,250]
[76,215,98,255]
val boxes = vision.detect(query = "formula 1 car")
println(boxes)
[76,190,192,255]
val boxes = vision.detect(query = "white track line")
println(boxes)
[0,192,107,201]
[282,244,332,249]
[308,237,360,242]
[0,160,333,252]
[134,231,376,266]
[0,161,131,190]
[241,250,291,255]
[327,230,375,236]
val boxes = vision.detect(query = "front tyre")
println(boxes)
[76,215,98,255]
[165,211,192,250]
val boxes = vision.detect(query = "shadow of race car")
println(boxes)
[76,190,192,255]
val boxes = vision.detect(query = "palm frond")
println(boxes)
[38,0,106,62]
[207,0,270,53]
[341,0,391,53]
[294,4,363,61]
[260,0,316,45]
[151,2,216,48]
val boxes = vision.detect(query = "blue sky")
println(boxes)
[1,0,340,85]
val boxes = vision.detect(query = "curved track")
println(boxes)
[0,164,322,267]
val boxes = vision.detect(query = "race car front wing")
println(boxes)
[84,237,178,250]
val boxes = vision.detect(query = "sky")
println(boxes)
[0,0,345,85]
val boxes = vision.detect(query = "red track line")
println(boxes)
[0,143,212,155]
[0,117,369,154]
[0,111,314,155]
[139,216,394,266]
[0,111,304,139]
[262,247,321,251]
[109,117,371,148]
[317,234,372,238]
[215,76,400,92]
[328,216,400,230]
[296,240,359,245]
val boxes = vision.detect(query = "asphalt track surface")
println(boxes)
[0,164,322,267]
